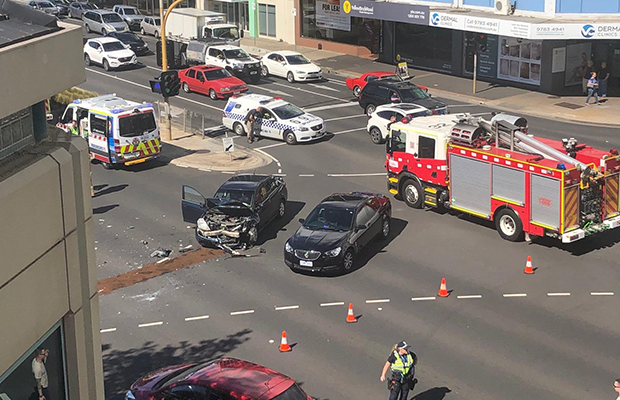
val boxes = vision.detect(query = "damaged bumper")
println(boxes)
[195,228,247,249]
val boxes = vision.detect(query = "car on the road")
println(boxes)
[140,16,160,37]
[358,80,448,116]
[82,9,128,35]
[284,192,391,274]
[260,51,322,83]
[180,65,248,100]
[104,31,149,55]
[50,0,70,16]
[202,44,262,83]
[112,4,144,31]
[346,71,428,98]
[125,357,313,400]
[83,37,137,71]
[366,103,431,144]
[181,174,287,250]
[222,94,326,144]
[27,1,60,16]
[68,1,93,19]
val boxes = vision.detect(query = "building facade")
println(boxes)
[0,2,104,400]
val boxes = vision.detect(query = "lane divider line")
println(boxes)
[272,82,347,101]
[503,293,527,298]
[411,297,436,301]
[328,172,385,177]
[365,299,390,304]
[230,310,255,316]
[324,115,367,122]
[100,328,117,333]
[156,257,169,264]
[332,127,366,136]
[299,174,315,177]
[591,292,614,296]
[547,292,571,297]
[138,321,163,328]
[278,168,282,174]
[303,102,358,112]
[457,295,483,299]
[320,302,345,307]
[274,305,300,311]
[185,315,210,321]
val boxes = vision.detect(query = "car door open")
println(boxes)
[182,185,208,223]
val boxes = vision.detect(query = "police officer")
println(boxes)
[380,341,417,400]
[245,106,262,144]
[68,120,79,136]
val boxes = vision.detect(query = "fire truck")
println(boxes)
[385,113,620,243]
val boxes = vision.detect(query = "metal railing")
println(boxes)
[156,101,225,139]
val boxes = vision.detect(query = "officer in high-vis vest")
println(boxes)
[380,341,417,400]
[68,120,79,136]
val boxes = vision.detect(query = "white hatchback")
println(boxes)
[366,103,430,144]
[83,37,137,71]
[260,51,322,83]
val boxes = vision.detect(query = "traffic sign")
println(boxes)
[222,137,235,153]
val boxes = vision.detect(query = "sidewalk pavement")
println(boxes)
[241,37,620,128]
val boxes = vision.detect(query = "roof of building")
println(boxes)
[0,0,59,49]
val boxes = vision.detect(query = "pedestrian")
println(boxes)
[380,341,417,400]
[244,106,261,144]
[614,378,620,400]
[32,348,50,400]
[582,60,594,95]
[598,61,610,97]
[585,72,599,105]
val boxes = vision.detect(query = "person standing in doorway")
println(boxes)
[598,61,610,97]
[32,348,50,400]
[582,60,594,94]
[380,341,417,400]
[586,72,600,105]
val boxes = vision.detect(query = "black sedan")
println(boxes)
[284,192,391,273]
[182,174,287,251]
[104,31,149,55]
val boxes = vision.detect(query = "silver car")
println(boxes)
[140,16,160,38]
[68,1,93,19]
[28,1,60,16]
[112,5,143,31]
[83,9,128,35]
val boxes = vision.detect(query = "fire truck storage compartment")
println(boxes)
[530,174,560,230]
[449,154,490,217]
[605,174,619,218]
[492,165,525,205]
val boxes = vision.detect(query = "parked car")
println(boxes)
[180,65,248,100]
[105,31,149,55]
[260,51,322,83]
[68,1,93,19]
[82,9,128,35]
[181,174,287,250]
[125,357,313,400]
[346,71,428,98]
[358,80,447,115]
[140,16,160,37]
[366,103,430,144]
[112,5,144,31]
[83,37,137,71]
[50,0,70,16]
[284,192,391,273]
[27,1,59,16]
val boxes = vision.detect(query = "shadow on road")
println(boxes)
[93,184,128,198]
[93,204,119,214]
[534,228,620,255]
[412,387,452,400]
[102,329,252,400]
[256,200,305,246]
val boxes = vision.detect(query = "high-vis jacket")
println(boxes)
[390,352,414,376]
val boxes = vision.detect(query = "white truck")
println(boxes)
[165,8,241,45]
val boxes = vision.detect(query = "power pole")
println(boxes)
[159,0,171,141]
[473,52,477,94]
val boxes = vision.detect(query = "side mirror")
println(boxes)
[298,218,305,224]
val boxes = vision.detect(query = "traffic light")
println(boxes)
[474,34,488,52]
[160,71,180,97]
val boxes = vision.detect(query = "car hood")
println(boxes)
[106,21,128,29]
[289,226,349,250]
[125,14,143,21]
[290,63,320,73]
[205,199,254,216]
[211,76,247,88]
[403,97,446,109]
[130,363,195,393]
[107,48,135,58]
[229,56,259,64]
[288,113,323,127]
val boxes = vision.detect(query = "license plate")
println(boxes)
[233,91,240,94]
[300,260,313,267]
[250,71,258,75]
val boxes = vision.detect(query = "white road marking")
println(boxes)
[185,315,210,321]
[273,173,287,177]
[324,115,366,122]
[503,293,527,298]
[299,174,315,177]
[156,257,169,264]
[274,305,300,311]
[273,82,346,101]
[221,171,236,174]
[377,307,383,311]
[255,148,282,169]
[332,127,366,136]
[411,296,436,301]
[100,328,117,333]
[277,162,282,167]
[547,292,571,297]
[138,321,163,328]
[278,168,282,173]
[248,85,291,97]
[230,310,255,316]
[320,302,345,307]
[303,102,358,112]
[457,295,483,299]
[198,168,212,172]
[365,299,390,304]
[308,83,340,92]
[591,292,614,296]
[325,78,348,87]
[269,339,275,344]
[328,172,385,177]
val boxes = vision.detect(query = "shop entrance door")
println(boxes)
[463,32,475,77]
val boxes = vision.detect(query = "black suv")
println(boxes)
[182,174,287,251]
[358,80,448,115]
[105,31,149,55]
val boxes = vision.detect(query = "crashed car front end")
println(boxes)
[195,206,259,251]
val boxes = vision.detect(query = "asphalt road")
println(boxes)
[65,20,620,400]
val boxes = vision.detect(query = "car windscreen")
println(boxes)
[391,129,406,153]
[272,104,304,120]
[399,87,429,101]
[223,48,250,59]
[82,3,93,9]
[204,68,232,80]
[39,2,55,8]
[153,362,211,389]
[118,112,157,138]
[271,384,308,400]
[116,32,140,42]
[303,205,354,231]
[213,27,239,40]
[285,54,311,65]
[213,189,254,206]
[154,17,161,25]
[379,75,402,83]
[123,8,138,14]
[102,13,123,22]
[102,42,126,51]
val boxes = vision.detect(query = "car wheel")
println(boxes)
[182,82,190,93]
[261,65,269,77]
[402,179,423,209]
[353,86,361,97]
[209,89,217,100]
[140,27,145,35]
[365,103,376,115]
[342,249,354,271]
[369,127,384,144]
[379,216,391,240]
[233,122,245,136]
[247,226,258,245]
[277,199,286,219]
[84,53,91,66]
[154,30,159,38]
[495,208,524,242]
[103,59,110,71]
[101,161,113,170]
[284,130,297,145]
[287,71,295,83]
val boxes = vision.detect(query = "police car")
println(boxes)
[222,94,326,144]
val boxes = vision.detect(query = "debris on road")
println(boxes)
[179,244,193,253]
[127,225,135,230]
[151,248,172,258]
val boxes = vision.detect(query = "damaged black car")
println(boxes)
[182,174,287,251]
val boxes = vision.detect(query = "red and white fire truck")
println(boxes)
[385,113,620,243]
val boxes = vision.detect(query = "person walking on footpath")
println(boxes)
[614,378,620,400]
[586,72,600,105]
[32,348,50,400]
[380,341,417,400]
[582,60,594,95]
[244,106,262,144]
[598,61,610,97]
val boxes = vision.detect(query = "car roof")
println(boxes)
[376,103,427,113]
[366,80,418,89]
[115,4,137,8]
[191,64,223,71]
[91,9,116,14]
[321,192,376,207]
[88,37,121,44]
[366,71,395,77]
[211,45,242,50]
[219,174,271,191]
[231,94,290,109]
[275,50,302,56]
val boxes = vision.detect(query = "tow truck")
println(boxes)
[385,113,620,243]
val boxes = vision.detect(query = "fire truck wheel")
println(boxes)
[495,208,524,242]
[402,179,423,209]
[369,127,384,144]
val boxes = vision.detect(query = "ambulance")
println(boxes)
[58,94,161,168]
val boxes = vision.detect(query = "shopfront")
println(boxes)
[209,0,249,31]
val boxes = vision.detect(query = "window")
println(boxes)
[394,23,453,72]
[356,205,374,227]
[90,114,107,136]
[418,136,435,159]
[377,111,394,120]
[268,53,280,61]
[391,130,406,153]
[60,107,74,124]
[118,112,157,138]
[88,41,98,49]
[258,4,276,37]
[187,69,196,78]
[196,71,205,82]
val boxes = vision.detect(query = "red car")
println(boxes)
[125,357,313,400]
[180,65,248,100]
[345,71,427,97]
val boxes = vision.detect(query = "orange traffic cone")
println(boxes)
[346,303,357,323]
[438,278,449,297]
[524,255,535,274]
[279,331,292,352]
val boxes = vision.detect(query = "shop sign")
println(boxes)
[464,16,499,34]
[477,35,498,79]
[530,22,620,40]
[340,0,429,25]
[429,12,464,30]
[498,21,530,39]
[317,0,351,31]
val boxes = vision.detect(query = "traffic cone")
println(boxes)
[346,303,357,323]
[279,331,292,352]
[524,255,535,274]
[438,278,449,297]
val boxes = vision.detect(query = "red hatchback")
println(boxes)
[125,357,313,400]
[346,71,427,97]
[180,65,248,100]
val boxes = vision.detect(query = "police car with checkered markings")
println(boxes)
[222,94,326,144]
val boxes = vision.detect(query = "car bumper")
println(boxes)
[232,68,261,79]
[127,21,142,30]
[195,228,251,249]
[108,58,138,68]
[295,127,326,142]
[284,252,343,273]
[217,87,249,98]
[131,46,150,55]
[294,73,322,81]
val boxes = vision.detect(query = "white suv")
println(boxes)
[83,37,137,71]
[366,103,430,144]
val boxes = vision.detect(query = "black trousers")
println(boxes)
[388,380,409,400]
